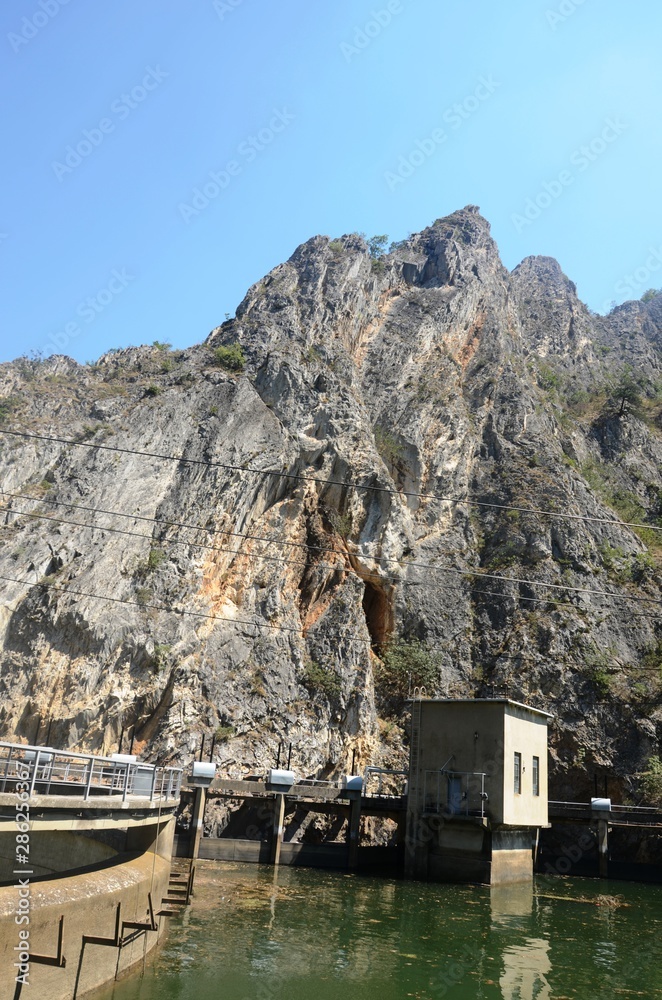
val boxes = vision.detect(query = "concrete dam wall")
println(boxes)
[0,823,174,1000]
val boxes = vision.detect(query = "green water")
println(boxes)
[102,862,662,999]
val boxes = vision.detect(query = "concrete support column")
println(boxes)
[404,812,429,879]
[347,793,362,869]
[597,818,609,878]
[271,793,286,866]
[190,786,207,859]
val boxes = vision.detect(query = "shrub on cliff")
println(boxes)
[639,755,662,806]
[301,660,341,700]
[213,343,245,372]
[376,638,439,700]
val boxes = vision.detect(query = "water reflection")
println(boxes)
[499,939,551,1000]
[490,883,551,999]
[490,883,534,926]
[97,864,662,1000]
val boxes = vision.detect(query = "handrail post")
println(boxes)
[29,750,41,797]
[45,751,54,796]
[84,755,95,800]
[150,766,157,802]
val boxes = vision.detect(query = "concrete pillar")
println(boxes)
[190,786,207,859]
[404,811,429,879]
[347,793,362,869]
[271,793,286,866]
[597,818,609,878]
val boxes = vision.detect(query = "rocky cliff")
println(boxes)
[1,206,661,800]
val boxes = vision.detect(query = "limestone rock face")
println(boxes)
[1,207,661,797]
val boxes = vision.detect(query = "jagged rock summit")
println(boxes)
[1,207,661,800]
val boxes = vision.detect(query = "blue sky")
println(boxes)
[1,0,661,364]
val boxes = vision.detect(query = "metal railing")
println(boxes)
[549,800,660,813]
[363,767,409,798]
[422,768,488,819]
[0,741,183,803]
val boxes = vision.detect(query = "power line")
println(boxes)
[0,502,344,577]
[2,554,662,643]
[0,572,370,644]
[3,492,662,609]
[0,488,332,557]
[2,427,661,536]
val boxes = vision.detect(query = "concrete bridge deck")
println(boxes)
[208,776,405,814]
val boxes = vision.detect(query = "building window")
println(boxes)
[514,752,522,794]
[532,756,540,797]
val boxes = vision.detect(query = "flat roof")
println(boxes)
[410,698,554,720]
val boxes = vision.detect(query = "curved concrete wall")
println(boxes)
[0,824,174,1000]
[0,831,117,881]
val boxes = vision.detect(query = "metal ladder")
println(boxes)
[409,689,424,812]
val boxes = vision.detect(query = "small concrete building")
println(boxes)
[405,698,553,884]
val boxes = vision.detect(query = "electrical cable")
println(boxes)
[1,428,661,535]
[2,492,662,608]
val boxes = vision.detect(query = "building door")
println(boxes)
[448,775,463,815]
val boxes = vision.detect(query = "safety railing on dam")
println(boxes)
[0,741,183,803]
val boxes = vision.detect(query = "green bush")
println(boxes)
[145,384,161,397]
[152,643,171,672]
[328,509,352,539]
[215,724,236,742]
[135,587,153,606]
[639,755,662,805]
[584,649,615,696]
[377,638,439,699]
[328,240,344,254]
[302,661,341,700]
[537,365,561,391]
[147,548,166,571]
[641,640,662,674]
[0,397,18,423]
[374,426,403,467]
[213,343,245,372]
